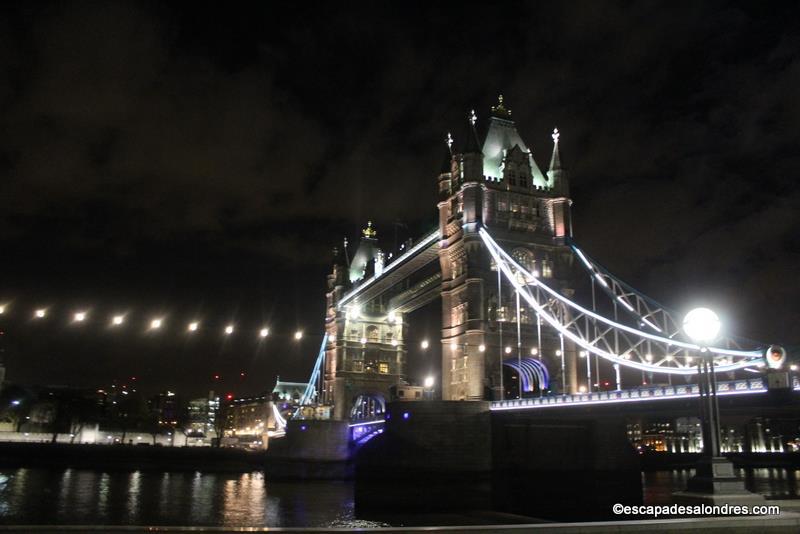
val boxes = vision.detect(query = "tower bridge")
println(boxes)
[294,95,785,428]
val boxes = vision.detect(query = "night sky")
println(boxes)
[0,1,798,398]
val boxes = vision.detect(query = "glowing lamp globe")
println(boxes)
[423,376,435,388]
[683,308,721,344]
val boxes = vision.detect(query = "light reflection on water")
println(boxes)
[0,468,375,528]
[0,467,796,527]
[643,467,800,505]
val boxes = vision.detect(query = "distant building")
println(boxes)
[149,391,181,427]
[271,379,305,403]
[389,384,423,401]
[187,391,218,437]
[221,393,271,448]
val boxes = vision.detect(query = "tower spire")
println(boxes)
[440,132,454,173]
[548,128,562,173]
[547,127,567,195]
[490,94,512,119]
[462,110,481,154]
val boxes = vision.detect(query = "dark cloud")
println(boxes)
[0,1,798,395]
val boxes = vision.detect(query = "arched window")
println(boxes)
[511,248,535,273]
[366,325,379,342]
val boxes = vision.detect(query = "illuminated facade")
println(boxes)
[438,96,577,400]
[323,226,407,420]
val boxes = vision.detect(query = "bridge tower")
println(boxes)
[438,96,578,400]
[323,224,407,420]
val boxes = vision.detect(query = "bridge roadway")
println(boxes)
[337,229,440,312]
[491,377,799,410]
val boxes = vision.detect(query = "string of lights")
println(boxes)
[0,301,308,340]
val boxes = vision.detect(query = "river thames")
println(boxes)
[0,467,797,528]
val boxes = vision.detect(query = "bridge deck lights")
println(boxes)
[150,318,163,330]
[112,315,124,326]
[73,311,87,322]
[34,309,46,319]
[259,328,269,338]
[188,321,199,332]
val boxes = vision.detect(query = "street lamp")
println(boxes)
[420,340,429,350]
[674,307,764,504]
[683,307,722,458]
[423,375,435,400]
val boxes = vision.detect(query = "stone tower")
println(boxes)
[323,223,406,420]
[438,96,578,401]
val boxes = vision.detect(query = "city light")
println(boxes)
[73,311,87,322]
[0,304,5,314]
[555,349,562,356]
[112,315,124,326]
[579,350,587,358]
[420,340,429,349]
[225,325,234,335]
[505,346,512,354]
[683,307,721,344]
[188,321,199,332]
[294,331,303,340]
[387,310,396,322]
[579,386,587,393]
[791,364,798,372]
[424,376,435,388]
[259,328,269,338]
[530,348,538,356]
[360,337,367,344]
[450,342,457,352]
[479,344,486,352]
[391,339,398,347]
[150,318,163,330]
[34,309,46,319]
[645,353,653,362]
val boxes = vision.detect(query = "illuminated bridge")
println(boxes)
[288,96,792,453]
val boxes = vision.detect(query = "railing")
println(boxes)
[338,229,440,308]
[349,419,385,445]
[490,378,770,411]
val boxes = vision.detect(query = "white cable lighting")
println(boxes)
[479,229,762,375]
[481,229,761,359]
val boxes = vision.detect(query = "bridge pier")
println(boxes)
[354,400,641,518]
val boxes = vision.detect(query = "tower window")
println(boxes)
[378,363,389,374]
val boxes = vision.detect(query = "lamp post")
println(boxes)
[423,375,435,400]
[683,307,722,458]
[674,307,765,505]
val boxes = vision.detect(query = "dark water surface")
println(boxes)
[0,467,796,527]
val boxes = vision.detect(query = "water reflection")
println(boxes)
[643,467,800,505]
[0,468,369,528]
[0,467,796,527]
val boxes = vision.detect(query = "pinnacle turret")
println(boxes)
[546,128,568,195]
[461,109,482,154]
[440,132,454,173]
